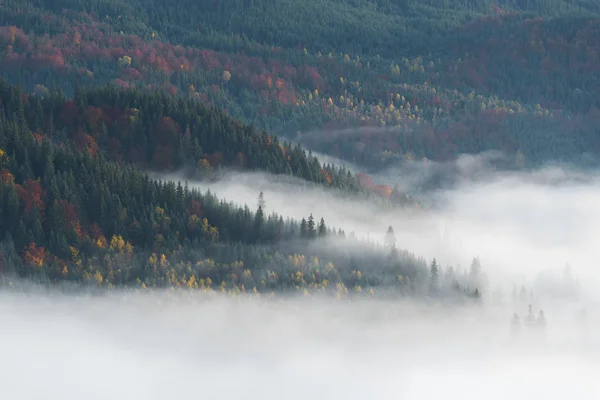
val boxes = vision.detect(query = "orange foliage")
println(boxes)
[320,169,332,184]
[73,131,99,156]
[23,242,45,268]
[1,168,14,184]
[375,184,393,199]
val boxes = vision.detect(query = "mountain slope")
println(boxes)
[0,1,599,172]
[0,79,456,297]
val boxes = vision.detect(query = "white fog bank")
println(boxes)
[158,163,600,296]
[1,290,600,400]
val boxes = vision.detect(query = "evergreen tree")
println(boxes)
[300,218,308,238]
[254,205,264,243]
[385,225,396,249]
[429,258,439,295]
[307,214,316,239]
[318,217,327,237]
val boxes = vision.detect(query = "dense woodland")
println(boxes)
[0,79,484,298]
[0,0,596,297]
[0,0,598,171]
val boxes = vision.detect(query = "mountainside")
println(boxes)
[0,0,597,298]
[1,79,478,298]
[0,0,599,172]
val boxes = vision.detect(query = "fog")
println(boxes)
[158,157,600,296]
[1,288,599,400]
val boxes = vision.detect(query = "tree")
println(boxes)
[307,214,316,239]
[469,256,486,292]
[318,217,327,237]
[384,225,396,249]
[258,191,266,210]
[254,205,264,242]
[300,218,308,238]
[429,258,439,295]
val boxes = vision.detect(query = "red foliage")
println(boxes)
[121,67,143,80]
[60,100,80,128]
[190,199,203,217]
[154,116,181,145]
[151,144,174,169]
[16,179,46,216]
[56,199,83,238]
[73,130,99,156]
[206,151,224,167]
[103,137,122,162]
[82,106,104,136]
[89,223,104,240]
[127,146,147,164]
[358,173,374,189]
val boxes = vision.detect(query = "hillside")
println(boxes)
[0,0,599,172]
[0,79,485,298]
[0,0,595,297]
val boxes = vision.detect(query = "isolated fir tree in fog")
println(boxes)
[429,258,439,295]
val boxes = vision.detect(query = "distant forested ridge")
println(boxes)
[0,0,598,171]
[0,0,594,298]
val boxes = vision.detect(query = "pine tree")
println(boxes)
[429,258,439,295]
[307,214,316,239]
[254,205,264,243]
[318,217,327,237]
[384,225,396,249]
[300,218,308,238]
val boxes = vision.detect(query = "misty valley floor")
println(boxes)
[1,290,599,400]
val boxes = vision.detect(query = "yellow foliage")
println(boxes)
[186,275,198,289]
[118,55,132,67]
[160,254,168,268]
[222,70,232,82]
[110,235,125,251]
[96,236,107,248]
[94,270,103,286]
[70,246,79,260]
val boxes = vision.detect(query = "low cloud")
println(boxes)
[159,155,600,298]
[1,288,599,399]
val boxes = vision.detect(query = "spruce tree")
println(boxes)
[307,214,316,239]
[318,217,327,237]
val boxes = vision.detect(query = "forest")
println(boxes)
[0,0,598,171]
[0,0,597,299]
